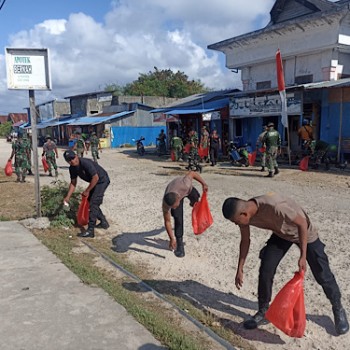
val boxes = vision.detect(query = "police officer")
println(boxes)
[63,150,110,238]
[262,122,281,177]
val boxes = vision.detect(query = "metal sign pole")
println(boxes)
[29,89,41,217]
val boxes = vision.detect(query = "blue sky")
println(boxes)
[0,0,275,114]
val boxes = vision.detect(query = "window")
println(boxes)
[256,81,271,90]
[295,75,313,84]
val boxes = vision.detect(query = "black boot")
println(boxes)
[243,305,269,329]
[174,237,185,258]
[96,220,110,229]
[274,167,280,175]
[333,303,349,335]
[78,227,95,238]
[265,172,274,178]
[260,166,265,172]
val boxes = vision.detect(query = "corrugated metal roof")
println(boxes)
[68,111,134,126]
[301,77,350,89]
[165,108,215,115]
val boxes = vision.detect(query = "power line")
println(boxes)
[0,0,7,11]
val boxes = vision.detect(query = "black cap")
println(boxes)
[63,150,76,162]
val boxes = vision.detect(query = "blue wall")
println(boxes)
[111,126,165,148]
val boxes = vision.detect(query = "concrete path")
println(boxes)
[0,221,165,350]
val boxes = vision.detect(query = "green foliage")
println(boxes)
[41,180,82,228]
[104,83,125,96]
[106,67,208,98]
[0,121,12,137]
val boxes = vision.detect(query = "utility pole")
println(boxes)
[29,90,41,217]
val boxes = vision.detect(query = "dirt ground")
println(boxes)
[1,138,349,350]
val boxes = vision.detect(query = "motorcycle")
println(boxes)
[132,137,145,156]
[228,142,250,167]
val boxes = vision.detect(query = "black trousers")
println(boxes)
[210,146,219,165]
[170,187,200,239]
[88,178,110,229]
[258,234,341,309]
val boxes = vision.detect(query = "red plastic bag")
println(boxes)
[4,160,13,176]
[265,271,306,338]
[170,150,176,161]
[183,143,191,154]
[42,157,49,172]
[198,146,208,158]
[77,195,90,226]
[248,151,257,166]
[299,156,309,171]
[259,147,266,153]
[192,192,213,235]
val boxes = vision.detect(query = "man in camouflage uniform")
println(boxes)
[73,131,87,157]
[170,136,184,161]
[42,135,59,177]
[186,129,201,172]
[90,132,101,162]
[262,122,281,177]
[256,125,267,172]
[9,133,29,182]
[22,133,33,175]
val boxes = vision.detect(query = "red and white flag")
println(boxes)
[276,49,288,128]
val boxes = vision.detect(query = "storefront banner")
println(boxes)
[230,93,301,117]
[202,111,221,121]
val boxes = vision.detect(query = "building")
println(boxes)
[208,0,350,160]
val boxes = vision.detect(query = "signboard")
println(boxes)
[230,92,301,117]
[202,111,221,121]
[5,48,51,90]
[153,113,179,123]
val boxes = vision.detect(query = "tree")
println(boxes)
[123,67,208,98]
[104,83,125,96]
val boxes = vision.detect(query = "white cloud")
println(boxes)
[0,0,275,113]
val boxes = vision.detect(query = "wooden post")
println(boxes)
[29,90,41,217]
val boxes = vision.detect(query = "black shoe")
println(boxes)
[274,167,280,175]
[174,239,185,258]
[78,229,95,238]
[260,166,265,172]
[49,172,53,177]
[265,172,274,178]
[28,170,33,175]
[96,221,110,229]
[333,305,349,335]
[243,310,269,329]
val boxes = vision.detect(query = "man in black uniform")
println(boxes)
[63,150,110,238]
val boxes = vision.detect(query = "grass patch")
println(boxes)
[33,228,214,350]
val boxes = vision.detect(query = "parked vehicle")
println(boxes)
[228,142,250,167]
[132,137,145,156]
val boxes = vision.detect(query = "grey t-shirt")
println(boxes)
[162,175,193,213]
[247,192,318,243]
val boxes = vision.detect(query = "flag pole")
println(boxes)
[276,49,291,165]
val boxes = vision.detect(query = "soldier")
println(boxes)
[8,133,29,183]
[42,135,59,177]
[262,122,281,177]
[256,125,268,172]
[90,132,101,162]
[186,129,201,172]
[73,131,87,158]
[22,133,33,175]
[170,136,184,161]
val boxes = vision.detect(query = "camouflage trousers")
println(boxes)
[188,148,199,170]
[77,148,84,157]
[171,146,182,161]
[91,147,100,162]
[266,146,278,172]
[46,155,58,176]
[14,155,28,181]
